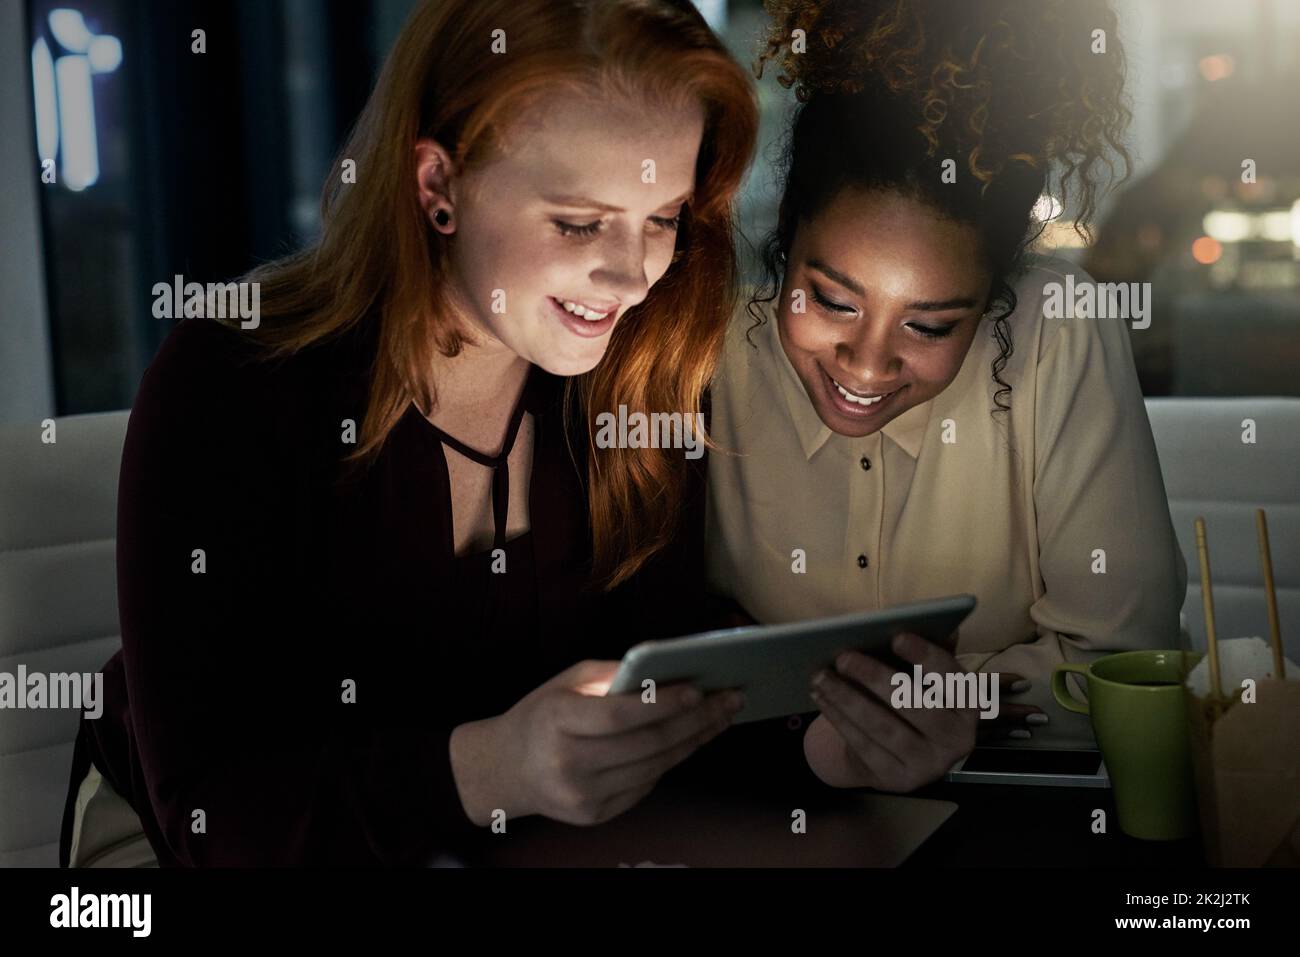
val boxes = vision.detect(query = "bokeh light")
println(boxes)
[1192,236,1223,265]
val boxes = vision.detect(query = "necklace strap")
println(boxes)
[426,369,532,550]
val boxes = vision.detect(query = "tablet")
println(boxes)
[606,594,977,724]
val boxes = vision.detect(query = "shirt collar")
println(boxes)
[762,298,932,461]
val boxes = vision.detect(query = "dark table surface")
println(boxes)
[464,775,1205,868]
[904,779,1204,867]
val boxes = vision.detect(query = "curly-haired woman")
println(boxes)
[704,0,1187,791]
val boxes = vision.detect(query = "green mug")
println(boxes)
[1052,650,1199,841]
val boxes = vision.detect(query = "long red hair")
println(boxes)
[235,0,758,588]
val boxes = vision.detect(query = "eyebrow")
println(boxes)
[542,189,694,214]
[807,258,979,311]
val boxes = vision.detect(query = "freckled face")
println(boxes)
[445,95,705,377]
[777,187,992,438]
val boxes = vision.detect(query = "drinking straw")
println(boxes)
[1256,509,1285,678]
[1195,517,1225,703]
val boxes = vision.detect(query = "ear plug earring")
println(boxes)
[434,208,451,227]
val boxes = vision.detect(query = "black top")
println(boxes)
[59,316,822,867]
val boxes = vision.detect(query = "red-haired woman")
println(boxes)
[61,0,757,867]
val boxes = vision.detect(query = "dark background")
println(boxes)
[10,0,1300,418]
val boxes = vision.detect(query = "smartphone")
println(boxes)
[945,747,1109,788]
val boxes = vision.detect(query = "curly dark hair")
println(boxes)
[749,0,1132,412]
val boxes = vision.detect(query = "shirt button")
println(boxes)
[857,554,869,569]
[860,456,872,471]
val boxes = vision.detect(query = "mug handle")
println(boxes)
[1051,663,1091,714]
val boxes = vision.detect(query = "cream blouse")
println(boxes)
[705,258,1187,748]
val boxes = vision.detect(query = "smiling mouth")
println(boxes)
[551,296,616,322]
[827,373,898,407]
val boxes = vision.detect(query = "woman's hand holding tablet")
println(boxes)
[805,631,978,792]
[449,660,744,827]
[806,659,1047,792]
